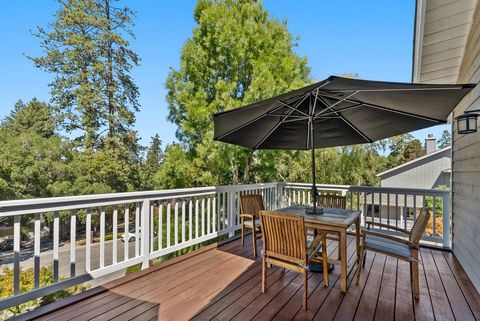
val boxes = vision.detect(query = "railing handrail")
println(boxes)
[282,182,450,195]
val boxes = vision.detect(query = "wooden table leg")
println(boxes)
[340,229,347,293]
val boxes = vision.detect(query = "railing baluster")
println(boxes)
[113,206,117,264]
[387,193,390,227]
[135,203,140,257]
[222,193,226,230]
[167,203,171,247]
[34,213,41,288]
[150,203,154,252]
[195,199,199,238]
[212,197,216,233]
[53,211,59,282]
[404,194,408,230]
[395,194,399,229]
[159,203,163,249]
[413,194,417,221]
[124,206,129,260]
[182,201,186,243]
[86,208,92,271]
[201,198,205,236]
[189,200,193,240]
[100,207,105,268]
[207,198,211,234]
[174,202,179,245]
[70,210,76,277]
[13,215,20,295]
[379,193,382,227]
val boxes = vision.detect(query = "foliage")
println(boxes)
[438,130,451,148]
[425,185,448,216]
[387,134,425,166]
[165,0,311,186]
[141,135,164,190]
[29,0,140,151]
[0,266,88,318]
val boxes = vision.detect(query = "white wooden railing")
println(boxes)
[0,182,450,310]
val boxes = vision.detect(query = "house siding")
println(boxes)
[452,3,480,292]
[379,148,451,189]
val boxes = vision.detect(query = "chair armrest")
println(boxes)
[366,221,409,234]
[240,214,254,220]
[361,229,413,247]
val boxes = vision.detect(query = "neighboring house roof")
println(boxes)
[377,146,451,177]
[412,0,476,84]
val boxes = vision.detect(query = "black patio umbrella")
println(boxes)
[213,76,475,213]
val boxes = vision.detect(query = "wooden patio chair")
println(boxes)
[260,210,329,310]
[317,194,347,260]
[356,210,430,299]
[240,194,264,257]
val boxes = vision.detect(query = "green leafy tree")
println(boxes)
[402,139,425,163]
[29,0,140,151]
[0,99,72,200]
[165,0,311,186]
[438,130,451,148]
[154,144,193,189]
[141,134,164,190]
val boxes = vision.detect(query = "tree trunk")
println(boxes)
[105,0,115,140]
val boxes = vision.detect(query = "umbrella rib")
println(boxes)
[315,95,373,143]
[215,94,309,140]
[314,103,364,118]
[252,98,307,150]
[317,92,445,123]
[277,100,309,117]
[313,91,359,116]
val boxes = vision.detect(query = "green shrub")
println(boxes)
[0,266,88,319]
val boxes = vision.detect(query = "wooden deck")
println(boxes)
[28,235,480,321]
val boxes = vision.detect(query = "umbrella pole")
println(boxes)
[311,139,317,210]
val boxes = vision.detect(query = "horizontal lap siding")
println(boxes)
[453,2,480,293]
[419,0,475,83]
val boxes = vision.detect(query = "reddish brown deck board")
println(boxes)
[443,251,480,320]
[23,235,480,321]
[421,248,456,321]
[431,249,476,321]
[374,255,397,321]
[414,251,435,321]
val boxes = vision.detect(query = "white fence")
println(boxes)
[0,182,450,310]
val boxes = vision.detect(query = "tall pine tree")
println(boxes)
[30,0,140,151]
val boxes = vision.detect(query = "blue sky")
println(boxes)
[0,0,449,147]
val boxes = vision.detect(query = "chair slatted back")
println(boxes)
[260,211,307,266]
[240,194,264,220]
[317,194,347,209]
[409,210,430,246]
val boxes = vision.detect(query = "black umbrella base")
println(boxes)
[305,206,324,215]
[309,262,335,273]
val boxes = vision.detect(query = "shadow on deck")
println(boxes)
[21,235,480,321]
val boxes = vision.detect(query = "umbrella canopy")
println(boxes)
[214,76,475,150]
[213,76,475,213]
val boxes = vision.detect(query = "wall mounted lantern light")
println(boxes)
[456,109,480,134]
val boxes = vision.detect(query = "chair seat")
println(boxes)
[365,234,412,261]
[243,218,261,228]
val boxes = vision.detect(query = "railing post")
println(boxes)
[141,198,151,270]
[442,191,451,249]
